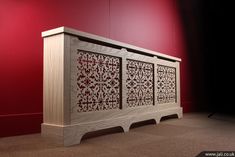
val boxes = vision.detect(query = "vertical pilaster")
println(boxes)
[121,48,128,110]
[176,61,181,107]
[63,34,71,125]
[153,56,158,107]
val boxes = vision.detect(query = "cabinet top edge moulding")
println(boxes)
[41,26,181,62]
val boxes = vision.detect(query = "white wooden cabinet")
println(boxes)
[41,27,182,146]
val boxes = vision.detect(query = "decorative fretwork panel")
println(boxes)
[157,65,176,104]
[126,59,154,107]
[76,50,121,112]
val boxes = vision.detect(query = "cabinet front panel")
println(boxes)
[156,64,177,104]
[126,59,154,107]
[73,49,121,113]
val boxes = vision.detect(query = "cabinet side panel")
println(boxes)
[43,34,64,125]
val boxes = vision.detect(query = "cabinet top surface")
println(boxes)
[42,26,181,62]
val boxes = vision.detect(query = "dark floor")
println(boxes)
[0,113,235,157]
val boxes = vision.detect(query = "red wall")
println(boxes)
[0,0,193,137]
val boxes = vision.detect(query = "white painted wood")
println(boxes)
[42,27,181,62]
[42,27,182,146]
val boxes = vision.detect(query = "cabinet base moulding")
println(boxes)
[41,107,182,146]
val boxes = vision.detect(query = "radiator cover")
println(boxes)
[41,27,182,146]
